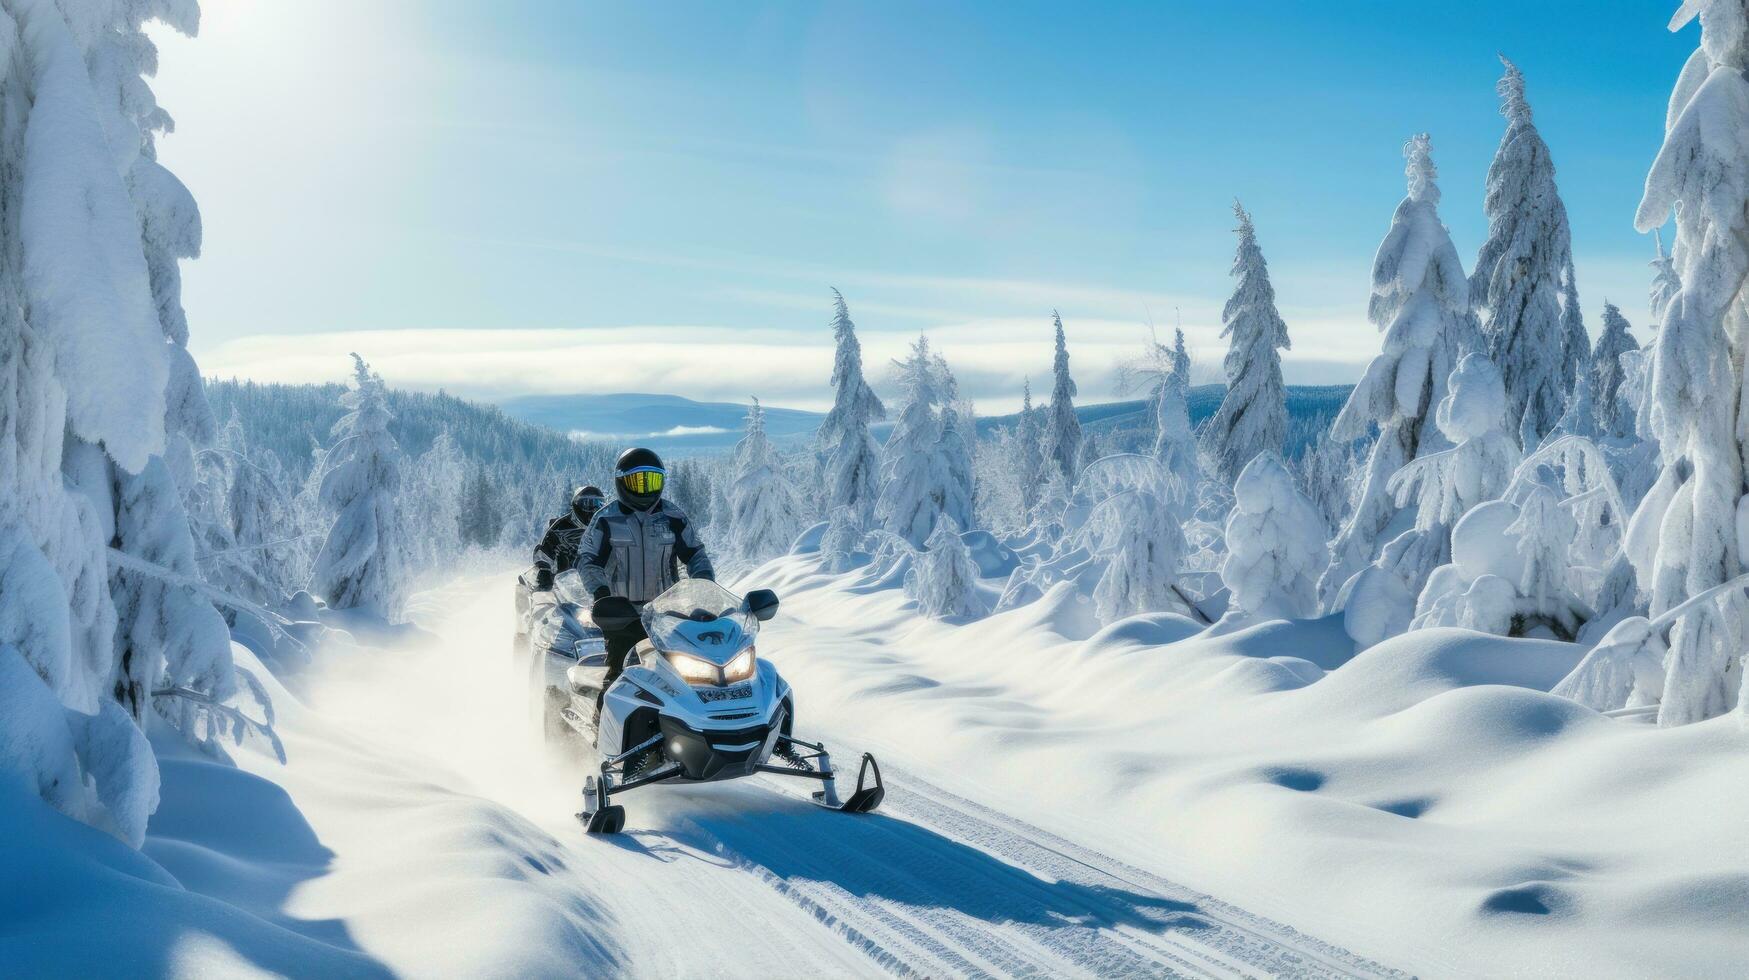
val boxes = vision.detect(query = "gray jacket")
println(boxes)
[577,499,714,603]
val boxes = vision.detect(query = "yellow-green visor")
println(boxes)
[618,467,665,494]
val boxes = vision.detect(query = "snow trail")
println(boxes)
[278,569,1401,977]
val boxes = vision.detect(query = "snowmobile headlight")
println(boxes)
[665,652,719,686]
[723,648,756,684]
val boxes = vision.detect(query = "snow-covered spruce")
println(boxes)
[1122,327,1199,519]
[1203,202,1290,485]
[1558,261,1591,398]
[309,355,410,620]
[818,290,886,527]
[458,466,505,549]
[1389,354,1519,538]
[411,429,466,564]
[1044,312,1083,482]
[1649,229,1680,323]
[728,398,801,566]
[1221,453,1327,621]
[877,337,948,546]
[1546,371,1603,445]
[1021,374,1042,497]
[1471,57,1583,450]
[1507,483,1591,639]
[1345,354,1521,647]
[1321,135,1481,608]
[934,356,977,535]
[1155,329,1200,503]
[905,517,988,619]
[1589,301,1639,437]
[1627,0,1749,725]
[819,505,866,573]
[0,0,269,846]
[1297,433,1363,536]
[1078,456,1193,623]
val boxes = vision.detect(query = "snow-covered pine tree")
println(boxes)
[0,0,261,846]
[818,290,886,526]
[1121,327,1199,516]
[1472,57,1580,450]
[1649,228,1680,323]
[457,467,503,549]
[202,412,294,606]
[728,399,800,564]
[877,337,947,546]
[1389,353,1521,535]
[1547,371,1603,444]
[1508,483,1587,639]
[1014,377,1046,512]
[413,429,465,564]
[1044,312,1083,481]
[1155,329,1200,503]
[1626,0,1749,725]
[1297,433,1362,535]
[1203,202,1291,485]
[1222,453,1327,620]
[1559,261,1592,397]
[1091,485,1189,623]
[820,505,865,573]
[905,517,987,619]
[1321,135,1481,606]
[1589,302,1639,437]
[935,363,976,533]
[309,355,409,619]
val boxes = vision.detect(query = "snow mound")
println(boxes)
[1307,627,1584,717]
[788,519,829,555]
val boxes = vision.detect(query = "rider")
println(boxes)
[578,448,714,719]
[533,485,607,591]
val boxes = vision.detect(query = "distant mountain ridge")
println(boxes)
[498,392,823,454]
[495,386,1356,457]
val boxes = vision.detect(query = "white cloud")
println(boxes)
[196,310,1373,415]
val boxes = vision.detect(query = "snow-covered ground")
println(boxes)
[6,557,1745,977]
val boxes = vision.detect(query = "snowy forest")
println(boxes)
[4,1,1748,977]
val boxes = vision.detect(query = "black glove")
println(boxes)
[592,586,612,602]
[536,570,554,591]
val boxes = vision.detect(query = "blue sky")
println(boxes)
[154,2,1690,411]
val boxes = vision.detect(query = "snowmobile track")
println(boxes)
[666,762,1408,979]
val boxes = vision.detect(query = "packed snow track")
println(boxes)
[676,768,1405,978]
[238,572,1406,978]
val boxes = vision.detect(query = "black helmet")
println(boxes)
[614,447,666,511]
[571,485,605,524]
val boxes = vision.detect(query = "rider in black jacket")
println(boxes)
[533,485,606,590]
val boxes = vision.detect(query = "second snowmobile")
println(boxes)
[516,570,608,744]
[564,578,885,834]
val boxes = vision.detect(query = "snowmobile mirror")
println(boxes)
[592,596,640,632]
[745,589,780,622]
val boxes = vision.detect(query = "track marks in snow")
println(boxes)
[638,764,1406,979]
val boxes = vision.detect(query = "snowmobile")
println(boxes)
[569,578,885,834]
[516,569,609,744]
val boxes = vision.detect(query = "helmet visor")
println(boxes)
[618,467,665,495]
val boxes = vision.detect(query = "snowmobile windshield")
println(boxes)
[641,579,758,665]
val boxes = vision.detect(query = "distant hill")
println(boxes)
[498,392,823,454]
[496,386,1355,458]
[980,384,1354,458]
[206,379,615,482]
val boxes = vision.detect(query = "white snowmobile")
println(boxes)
[569,578,885,835]
[516,570,608,745]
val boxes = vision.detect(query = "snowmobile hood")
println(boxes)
[655,617,752,664]
[641,579,759,665]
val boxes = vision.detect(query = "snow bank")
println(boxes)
[766,553,1749,976]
